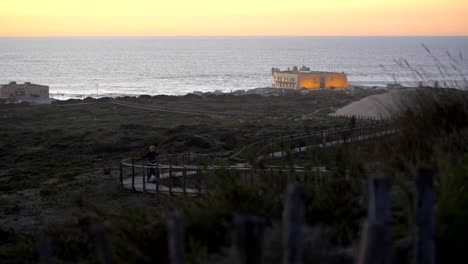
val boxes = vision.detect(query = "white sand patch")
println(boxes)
[334,89,415,119]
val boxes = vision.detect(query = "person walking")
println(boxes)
[144,145,159,182]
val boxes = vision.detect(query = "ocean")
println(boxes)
[1,36,467,99]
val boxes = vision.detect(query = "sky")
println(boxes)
[1,0,467,36]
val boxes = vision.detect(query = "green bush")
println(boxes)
[304,179,366,245]
[436,153,468,261]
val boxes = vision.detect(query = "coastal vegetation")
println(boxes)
[0,87,467,263]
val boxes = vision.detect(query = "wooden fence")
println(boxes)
[230,119,392,161]
[119,120,396,195]
[39,168,435,263]
[164,169,435,264]
[119,159,331,197]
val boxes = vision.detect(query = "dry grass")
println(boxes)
[0,89,381,262]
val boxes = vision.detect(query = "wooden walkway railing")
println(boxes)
[119,158,330,197]
[249,122,394,161]
[119,121,395,195]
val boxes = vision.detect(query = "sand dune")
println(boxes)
[334,89,415,119]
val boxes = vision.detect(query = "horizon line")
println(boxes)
[1,34,468,38]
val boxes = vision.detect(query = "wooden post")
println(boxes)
[271,139,274,158]
[415,168,435,264]
[282,183,304,264]
[167,211,185,264]
[303,169,307,184]
[321,131,326,148]
[95,225,112,264]
[183,166,187,195]
[316,168,321,187]
[131,158,135,191]
[197,166,201,194]
[331,126,338,145]
[156,164,160,203]
[169,165,173,194]
[363,122,366,140]
[142,162,146,193]
[363,122,370,139]
[314,167,320,190]
[270,167,273,187]
[251,169,255,187]
[119,162,123,185]
[357,176,392,264]
[234,214,265,264]
[38,236,52,264]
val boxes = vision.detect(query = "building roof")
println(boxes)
[1,82,49,88]
[276,70,345,75]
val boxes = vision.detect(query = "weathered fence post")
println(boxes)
[358,176,392,264]
[169,164,173,194]
[281,138,286,157]
[359,122,366,140]
[142,162,146,193]
[119,162,123,185]
[415,168,436,264]
[270,167,274,187]
[315,168,319,189]
[156,164,160,203]
[183,166,187,195]
[167,211,185,264]
[321,131,326,148]
[95,225,112,264]
[197,166,201,194]
[251,169,255,187]
[234,214,265,264]
[282,183,304,264]
[38,235,52,264]
[131,158,135,191]
[271,139,274,158]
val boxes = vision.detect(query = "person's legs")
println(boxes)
[148,163,156,181]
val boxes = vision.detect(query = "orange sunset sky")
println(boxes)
[1,0,467,36]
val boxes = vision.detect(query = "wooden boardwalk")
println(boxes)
[120,122,395,194]
[263,129,396,159]
[122,175,202,194]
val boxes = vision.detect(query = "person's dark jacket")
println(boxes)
[144,151,159,164]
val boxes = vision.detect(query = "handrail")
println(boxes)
[121,121,396,168]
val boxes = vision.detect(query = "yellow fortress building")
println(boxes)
[272,66,348,89]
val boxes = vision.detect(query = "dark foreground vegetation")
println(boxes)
[0,88,467,263]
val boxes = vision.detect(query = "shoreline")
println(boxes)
[47,85,389,102]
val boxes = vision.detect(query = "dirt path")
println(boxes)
[111,100,256,117]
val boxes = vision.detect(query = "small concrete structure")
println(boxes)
[272,66,348,89]
[232,89,246,96]
[0,82,50,102]
[386,83,403,88]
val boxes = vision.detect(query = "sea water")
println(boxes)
[1,36,467,98]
